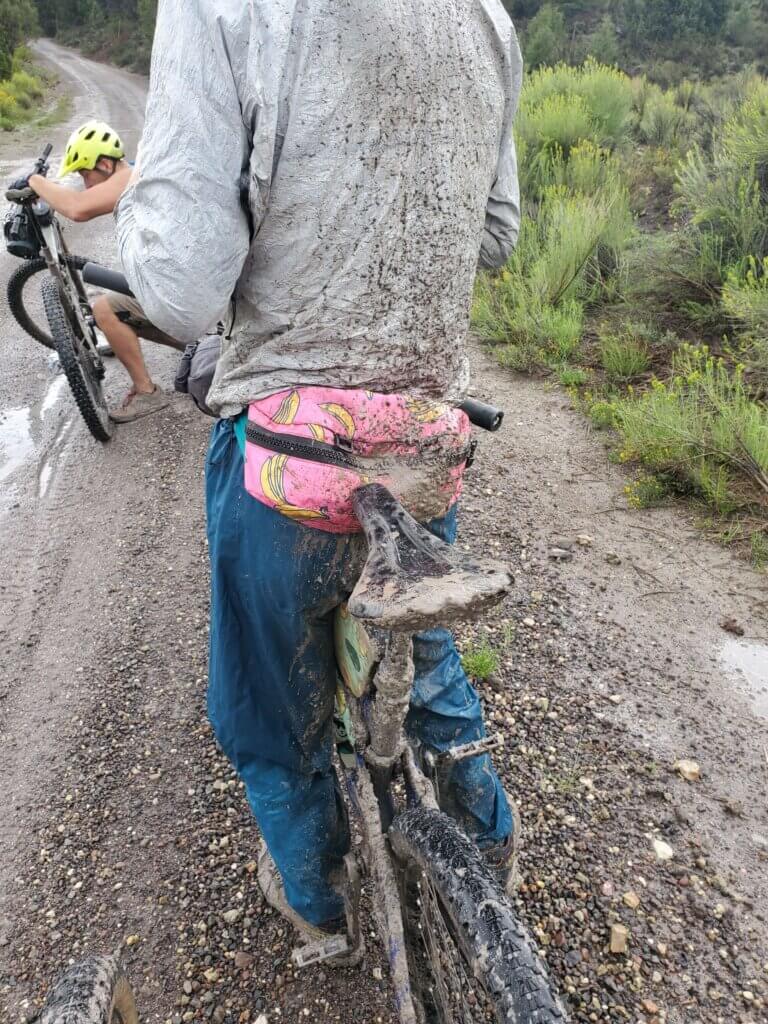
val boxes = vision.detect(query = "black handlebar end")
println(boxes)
[459,397,504,432]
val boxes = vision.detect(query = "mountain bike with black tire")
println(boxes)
[31,391,567,1023]
[4,143,112,441]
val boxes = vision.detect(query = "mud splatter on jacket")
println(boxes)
[116,0,523,416]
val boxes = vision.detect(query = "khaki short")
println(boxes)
[103,291,184,350]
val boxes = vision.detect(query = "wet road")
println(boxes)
[0,39,151,512]
[0,42,207,903]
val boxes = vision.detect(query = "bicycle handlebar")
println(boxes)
[82,262,134,297]
[35,143,53,175]
[459,398,504,432]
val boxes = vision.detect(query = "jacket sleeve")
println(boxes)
[115,0,251,343]
[478,25,523,271]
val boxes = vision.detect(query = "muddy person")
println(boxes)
[26,120,182,422]
[116,0,523,949]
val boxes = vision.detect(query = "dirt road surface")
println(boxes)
[0,41,766,1024]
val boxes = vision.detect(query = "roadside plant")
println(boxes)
[599,329,651,380]
[461,641,500,681]
[613,345,768,512]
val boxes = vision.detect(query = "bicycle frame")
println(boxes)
[32,204,101,355]
[292,607,499,1023]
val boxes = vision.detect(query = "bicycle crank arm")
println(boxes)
[425,734,503,767]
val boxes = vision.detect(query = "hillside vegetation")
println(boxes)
[475,61,768,562]
[507,0,768,81]
[33,1,156,72]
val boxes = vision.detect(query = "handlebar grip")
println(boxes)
[35,143,53,175]
[82,262,134,297]
[459,398,504,432]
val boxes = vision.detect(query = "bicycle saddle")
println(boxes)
[348,483,512,632]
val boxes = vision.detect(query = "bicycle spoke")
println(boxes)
[405,868,496,1024]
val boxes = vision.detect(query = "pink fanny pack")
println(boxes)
[243,387,471,533]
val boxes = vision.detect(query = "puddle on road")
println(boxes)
[720,638,768,720]
[40,376,67,418]
[1,370,74,507]
[0,406,34,486]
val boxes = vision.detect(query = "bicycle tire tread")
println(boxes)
[41,276,111,443]
[8,254,88,349]
[33,954,138,1024]
[390,807,569,1024]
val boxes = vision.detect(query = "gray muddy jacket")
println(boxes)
[116,0,522,417]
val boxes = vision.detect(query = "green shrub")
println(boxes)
[518,94,598,196]
[558,365,589,386]
[9,69,42,99]
[599,330,651,379]
[674,81,768,275]
[461,641,500,681]
[751,529,768,568]
[588,398,618,429]
[517,62,634,196]
[637,87,694,148]
[722,256,768,382]
[474,184,632,363]
[720,78,768,173]
[0,51,45,130]
[623,473,670,508]
[723,257,768,333]
[532,140,624,198]
[613,345,768,511]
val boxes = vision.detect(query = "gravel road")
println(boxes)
[0,41,766,1024]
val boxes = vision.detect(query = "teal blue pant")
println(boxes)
[206,418,512,925]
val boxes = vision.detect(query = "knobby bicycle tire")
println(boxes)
[41,276,112,443]
[389,807,568,1024]
[7,254,89,349]
[33,955,138,1024]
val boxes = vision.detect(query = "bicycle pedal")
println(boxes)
[442,735,503,763]
[292,934,350,968]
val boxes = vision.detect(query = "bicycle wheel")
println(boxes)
[389,807,568,1024]
[35,955,138,1024]
[7,254,89,349]
[41,276,112,442]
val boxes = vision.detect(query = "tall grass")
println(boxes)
[477,61,768,551]
[473,183,632,368]
[614,345,768,512]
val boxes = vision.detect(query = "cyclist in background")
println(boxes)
[27,120,180,422]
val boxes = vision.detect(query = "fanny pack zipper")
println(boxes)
[246,421,361,468]
[245,421,474,469]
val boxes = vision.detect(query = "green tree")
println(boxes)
[137,0,155,43]
[524,2,569,67]
[621,0,731,44]
[0,0,39,79]
[583,14,620,64]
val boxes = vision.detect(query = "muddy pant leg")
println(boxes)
[205,418,353,926]
[407,505,513,847]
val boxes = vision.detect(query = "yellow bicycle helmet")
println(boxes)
[58,120,125,177]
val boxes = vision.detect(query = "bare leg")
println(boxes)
[92,295,155,394]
